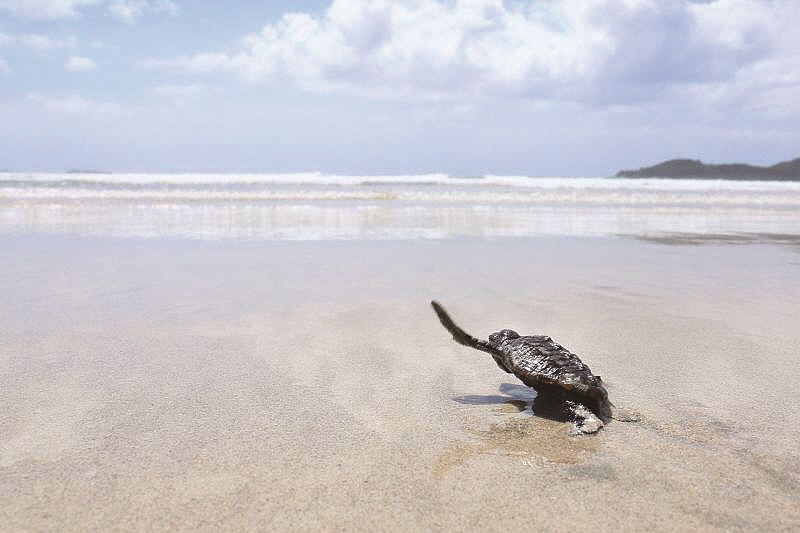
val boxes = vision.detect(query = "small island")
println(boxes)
[66,169,112,174]
[616,157,800,181]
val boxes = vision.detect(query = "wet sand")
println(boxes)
[1,235,799,531]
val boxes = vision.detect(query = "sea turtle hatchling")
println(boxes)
[431,300,613,435]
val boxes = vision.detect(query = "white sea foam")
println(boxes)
[3,171,800,190]
[2,172,800,203]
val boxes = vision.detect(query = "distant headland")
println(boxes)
[616,157,800,180]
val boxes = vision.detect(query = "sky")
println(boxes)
[1,0,799,176]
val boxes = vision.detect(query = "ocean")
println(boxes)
[2,172,799,239]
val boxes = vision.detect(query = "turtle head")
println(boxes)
[488,329,519,346]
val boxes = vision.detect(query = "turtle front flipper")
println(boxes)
[431,300,491,352]
[564,400,605,436]
[431,300,512,373]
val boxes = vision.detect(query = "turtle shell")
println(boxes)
[488,330,609,407]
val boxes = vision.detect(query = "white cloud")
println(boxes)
[65,55,96,71]
[27,93,123,113]
[0,57,9,74]
[0,33,11,46]
[671,0,800,116]
[0,0,177,21]
[0,0,102,19]
[151,84,204,95]
[19,34,78,50]
[107,0,177,24]
[142,0,800,113]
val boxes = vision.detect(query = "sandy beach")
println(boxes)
[2,233,799,531]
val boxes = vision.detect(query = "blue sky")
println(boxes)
[1,0,799,175]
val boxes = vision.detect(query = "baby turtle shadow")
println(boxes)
[453,383,573,422]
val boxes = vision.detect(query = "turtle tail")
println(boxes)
[430,301,494,354]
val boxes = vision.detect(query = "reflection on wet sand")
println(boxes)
[436,384,602,478]
[627,231,800,248]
